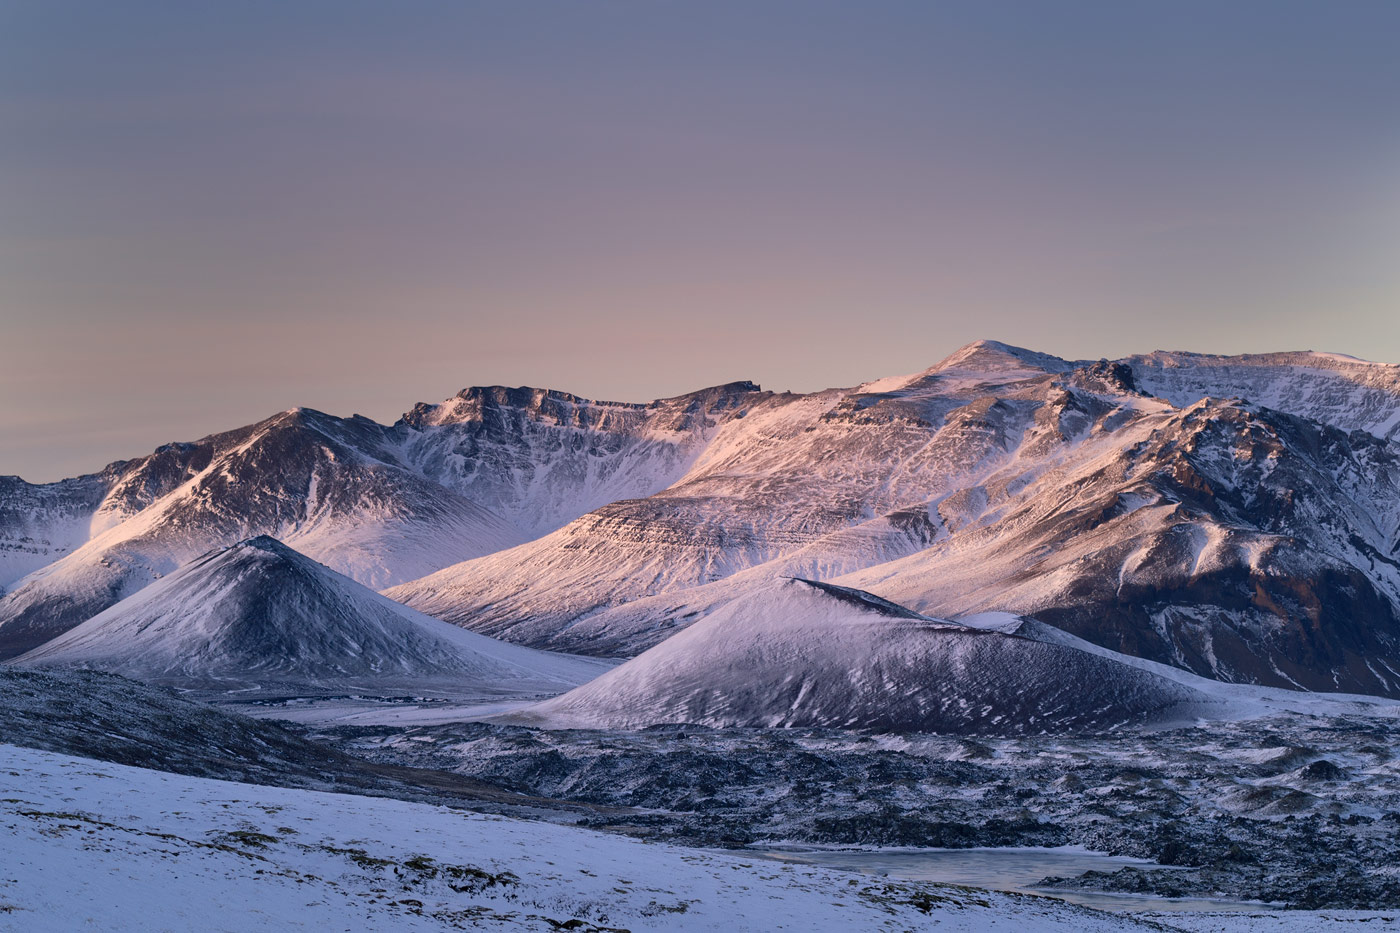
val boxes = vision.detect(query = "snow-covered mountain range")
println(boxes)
[388,342,1400,695]
[5,340,1400,698]
[0,383,754,656]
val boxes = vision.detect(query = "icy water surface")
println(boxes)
[754,846,1279,914]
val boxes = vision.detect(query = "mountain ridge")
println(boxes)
[6,340,1400,699]
[386,345,1400,696]
[0,379,764,656]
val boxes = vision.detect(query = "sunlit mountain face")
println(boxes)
[8,342,1400,702]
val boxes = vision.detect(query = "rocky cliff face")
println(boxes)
[393,381,762,537]
[1127,349,1400,439]
[844,395,1400,695]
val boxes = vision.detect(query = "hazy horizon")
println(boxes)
[6,335,1393,482]
[5,2,1399,481]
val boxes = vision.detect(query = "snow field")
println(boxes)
[0,744,1153,932]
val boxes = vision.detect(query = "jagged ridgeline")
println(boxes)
[0,384,756,656]
[4,341,1400,698]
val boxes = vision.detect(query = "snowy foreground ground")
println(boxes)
[1,744,1396,932]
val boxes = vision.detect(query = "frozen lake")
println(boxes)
[754,845,1281,913]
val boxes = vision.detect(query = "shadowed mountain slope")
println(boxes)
[506,579,1217,733]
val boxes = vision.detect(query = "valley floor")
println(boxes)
[2,743,1156,932]
[5,745,1399,933]
[6,667,1400,928]
[309,710,1400,912]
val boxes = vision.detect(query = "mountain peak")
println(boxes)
[233,534,294,555]
[857,340,1077,395]
[933,339,1073,375]
[14,537,608,693]
[655,380,762,403]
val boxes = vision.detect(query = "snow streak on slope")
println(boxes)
[509,579,1216,733]
[12,536,610,697]
[0,744,1158,932]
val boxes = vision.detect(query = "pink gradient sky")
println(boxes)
[4,2,1399,480]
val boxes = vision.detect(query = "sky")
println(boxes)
[3,1,1398,481]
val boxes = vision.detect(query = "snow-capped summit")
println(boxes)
[855,340,1077,397]
[12,535,610,695]
[0,405,525,657]
[930,339,1076,377]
